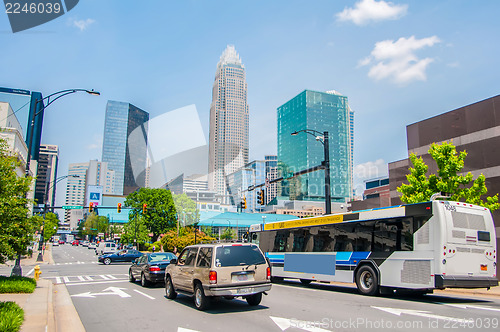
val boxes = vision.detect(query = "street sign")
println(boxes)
[62,206,83,210]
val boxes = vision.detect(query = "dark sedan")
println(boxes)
[98,249,143,265]
[129,252,177,287]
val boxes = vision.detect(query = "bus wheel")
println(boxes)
[355,265,379,296]
[300,279,312,285]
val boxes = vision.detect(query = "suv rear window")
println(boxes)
[215,245,266,267]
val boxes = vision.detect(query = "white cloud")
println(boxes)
[359,35,440,84]
[73,18,95,31]
[353,159,388,195]
[336,0,408,25]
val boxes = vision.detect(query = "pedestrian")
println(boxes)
[173,246,178,256]
[152,245,156,253]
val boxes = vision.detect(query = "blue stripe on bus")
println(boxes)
[266,251,372,270]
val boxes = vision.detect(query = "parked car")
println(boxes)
[95,241,118,255]
[165,243,271,310]
[71,240,79,246]
[88,243,96,250]
[98,249,143,265]
[58,240,65,245]
[129,252,177,287]
[53,241,59,246]
[81,241,89,247]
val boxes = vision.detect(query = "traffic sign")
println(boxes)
[62,205,83,210]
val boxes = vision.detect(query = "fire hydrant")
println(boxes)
[34,265,42,281]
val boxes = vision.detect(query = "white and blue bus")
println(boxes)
[249,199,498,295]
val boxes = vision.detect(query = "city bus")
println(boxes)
[249,199,498,295]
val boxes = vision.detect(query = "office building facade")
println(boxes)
[34,144,59,207]
[102,100,149,195]
[265,155,278,204]
[208,45,249,204]
[277,90,352,203]
[226,160,266,213]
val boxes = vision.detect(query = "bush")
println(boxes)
[0,276,36,294]
[148,241,162,252]
[160,227,215,253]
[0,301,24,332]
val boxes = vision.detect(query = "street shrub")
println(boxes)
[0,301,24,332]
[0,276,36,294]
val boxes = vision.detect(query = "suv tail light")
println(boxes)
[209,270,217,284]
[150,266,161,272]
[267,267,271,280]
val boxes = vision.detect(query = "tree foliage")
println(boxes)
[398,141,499,210]
[172,193,200,226]
[160,227,215,253]
[120,215,149,246]
[124,188,177,239]
[42,212,59,243]
[0,139,36,263]
[81,213,109,238]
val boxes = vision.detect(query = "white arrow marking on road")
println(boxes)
[270,316,331,332]
[372,306,471,323]
[72,287,131,298]
[440,303,500,313]
[178,328,200,332]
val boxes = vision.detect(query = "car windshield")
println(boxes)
[215,245,266,267]
[149,253,176,262]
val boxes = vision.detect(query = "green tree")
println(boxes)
[43,212,59,243]
[398,141,499,210]
[220,227,237,240]
[124,188,177,239]
[120,214,149,246]
[0,139,36,264]
[172,193,200,226]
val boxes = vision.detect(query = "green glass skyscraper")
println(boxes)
[277,90,353,203]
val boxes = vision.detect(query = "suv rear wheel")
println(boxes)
[194,283,209,311]
[165,276,177,299]
[246,292,262,306]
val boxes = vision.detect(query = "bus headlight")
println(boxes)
[442,259,447,265]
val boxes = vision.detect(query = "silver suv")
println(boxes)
[164,243,271,310]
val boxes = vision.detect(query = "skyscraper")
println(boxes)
[208,45,249,203]
[35,144,59,207]
[102,100,149,196]
[277,90,353,203]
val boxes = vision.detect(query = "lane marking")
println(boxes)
[25,268,34,276]
[133,289,155,300]
[85,276,93,281]
[270,316,331,332]
[56,277,61,284]
[372,306,472,323]
[107,275,117,280]
[440,303,500,313]
[63,276,70,283]
[78,276,85,281]
[65,279,129,287]
[100,275,110,280]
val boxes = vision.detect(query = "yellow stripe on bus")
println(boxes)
[263,214,344,231]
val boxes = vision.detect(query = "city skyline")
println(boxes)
[1,1,499,206]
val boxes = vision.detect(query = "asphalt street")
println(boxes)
[5,245,500,332]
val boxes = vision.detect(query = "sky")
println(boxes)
[1,0,500,205]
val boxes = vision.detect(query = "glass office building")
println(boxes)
[226,160,266,212]
[102,100,149,195]
[277,90,352,202]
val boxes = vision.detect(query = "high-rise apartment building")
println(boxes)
[277,90,352,203]
[102,100,149,196]
[64,162,88,228]
[34,145,59,207]
[208,45,249,204]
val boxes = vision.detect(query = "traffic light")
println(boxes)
[241,197,247,210]
[142,203,147,214]
[117,203,122,213]
[257,189,265,205]
[89,202,94,213]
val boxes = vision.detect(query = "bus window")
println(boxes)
[273,231,290,252]
[373,221,398,252]
[354,222,372,251]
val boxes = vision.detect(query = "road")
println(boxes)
[7,245,500,331]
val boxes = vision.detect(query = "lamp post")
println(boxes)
[36,174,81,262]
[291,129,331,215]
[11,88,99,276]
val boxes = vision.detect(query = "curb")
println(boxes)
[54,283,85,332]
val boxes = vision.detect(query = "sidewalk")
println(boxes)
[0,244,85,332]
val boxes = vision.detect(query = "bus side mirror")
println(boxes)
[252,233,258,240]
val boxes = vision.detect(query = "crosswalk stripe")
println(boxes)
[85,276,93,281]
[78,276,85,281]
[56,277,61,284]
[63,276,70,283]
[107,275,117,280]
[100,275,110,280]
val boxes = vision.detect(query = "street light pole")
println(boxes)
[11,88,100,276]
[291,129,332,215]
